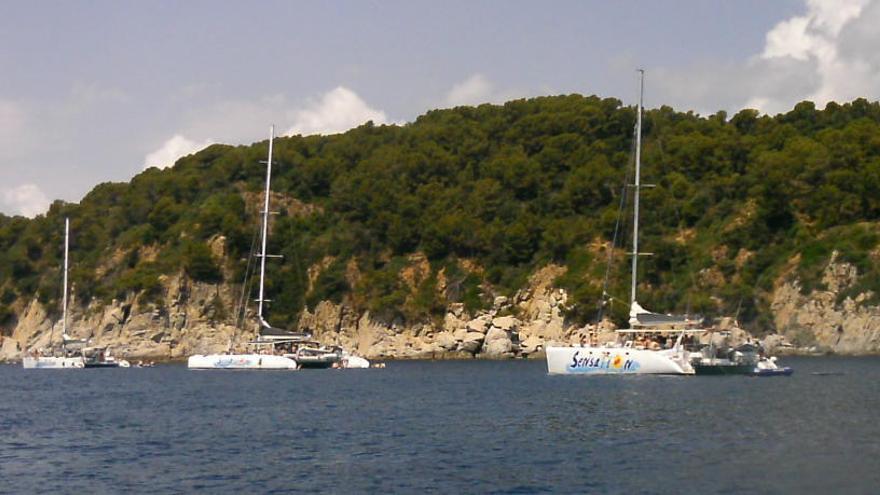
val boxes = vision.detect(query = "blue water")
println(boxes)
[1,357,879,494]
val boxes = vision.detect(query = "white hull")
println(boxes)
[187,354,298,370]
[342,355,370,369]
[22,356,85,369]
[546,345,694,375]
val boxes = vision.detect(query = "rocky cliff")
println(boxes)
[1,271,245,361]
[0,263,579,362]
[4,253,880,363]
[770,251,880,354]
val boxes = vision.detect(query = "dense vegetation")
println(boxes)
[3,95,880,334]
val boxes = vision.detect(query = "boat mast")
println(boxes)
[62,218,69,342]
[630,70,644,307]
[256,126,274,326]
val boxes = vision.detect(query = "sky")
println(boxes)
[2,0,879,217]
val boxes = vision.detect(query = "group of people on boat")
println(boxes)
[577,331,698,350]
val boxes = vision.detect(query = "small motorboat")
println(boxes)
[752,366,793,377]
[751,356,793,377]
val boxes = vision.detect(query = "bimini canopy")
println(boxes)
[628,301,696,328]
[259,318,312,341]
[61,334,88,347]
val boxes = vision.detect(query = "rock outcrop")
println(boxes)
[1,272,247,362]
[770,252,880,354]
[4,254,880,363]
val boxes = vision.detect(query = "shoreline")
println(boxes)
[3,350,877,365]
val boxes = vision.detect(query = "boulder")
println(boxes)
[484,326,510,343]
[0,337,21,362]
[761,334,792,354]
[449,302,465,318]
[417,341,442,356]
[466,317,490,334]
[459,332,486,353]
[519,335,544,356]
[481,326,515,358]
[443,312,466,333]
[434,332,458,351]
[491,315,519,332]
[482,336,514,358]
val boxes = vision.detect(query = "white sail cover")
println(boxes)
[628,301,692,327]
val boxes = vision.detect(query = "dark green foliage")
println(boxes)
[306,258,349,310]
[116,262,163,302]
[182,241,222,284]
[442,260,489,313]
[557,247,604,323]
[404,270,446,322]
[3,96,880,332]
[0,304,15,328]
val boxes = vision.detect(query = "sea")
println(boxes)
[1,357,878,494]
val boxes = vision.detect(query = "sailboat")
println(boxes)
[23,219,128,369]
[188,126,302,370]
[22,219,85,369]
[546,70,700,375]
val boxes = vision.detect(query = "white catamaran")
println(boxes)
[23,219,129,369]
[546,71,699,375]
[187,126,369,370]
[188,126,302,370]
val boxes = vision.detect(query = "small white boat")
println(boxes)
[293,344,341,369]
[340,352,370,369]
[83,345,129,368]
[752,356,793,376]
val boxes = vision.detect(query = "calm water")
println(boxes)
[1,357,878,494]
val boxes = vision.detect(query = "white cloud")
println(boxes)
[189,95,288,139]
[651,0,879,115]
[141,87,392,171]
[758,0,871,109]
[444,74,494,107]
[143,134,214,170]
[440,74,529,109]
[286,86,388,136]
[2,183,50,218]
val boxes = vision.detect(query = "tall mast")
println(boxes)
[257,125,274,325]
[630,70,644,307]
[62,217,69,338]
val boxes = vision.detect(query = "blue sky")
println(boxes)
[2,0,878,217]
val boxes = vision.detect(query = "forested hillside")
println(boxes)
[3,95,880,335]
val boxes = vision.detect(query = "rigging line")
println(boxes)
[242,219,261,325]
[291,234,307,323]
[234,218,262,332]
[597,180,630,322]
[241,266,257,331]
[652,130,698,317]
[596,117,638,323]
